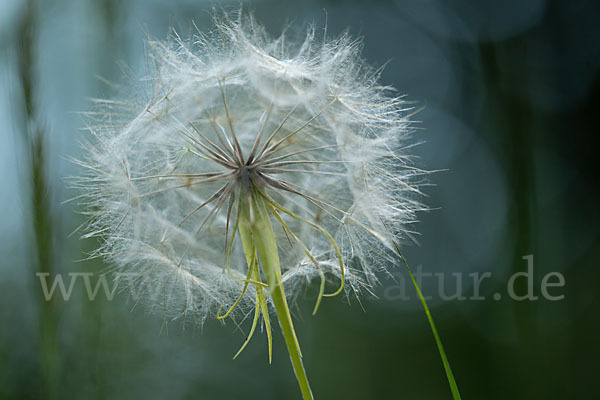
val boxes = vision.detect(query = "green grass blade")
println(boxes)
[393,242,462,400]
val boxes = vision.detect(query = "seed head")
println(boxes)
[74,12,425,324]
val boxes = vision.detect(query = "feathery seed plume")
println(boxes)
[74,12,425,399]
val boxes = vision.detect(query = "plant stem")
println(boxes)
[239,190,314,400]
[393,242,461,400]
[17,1,61,398]
[270,283,313,400]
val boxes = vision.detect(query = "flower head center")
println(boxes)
[237,164,256,193]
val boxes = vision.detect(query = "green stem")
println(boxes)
[393,242,462,400]
[239,190,314,400]
[271,282,313,400]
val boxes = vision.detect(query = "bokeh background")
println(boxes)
[1,0,598,399]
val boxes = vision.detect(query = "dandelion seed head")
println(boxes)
[74,12,425,323]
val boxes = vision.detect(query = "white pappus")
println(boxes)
[73,12,426,339]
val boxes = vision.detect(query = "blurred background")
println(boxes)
[1,0,598,399]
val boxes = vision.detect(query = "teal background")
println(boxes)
[1,0,598,399]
